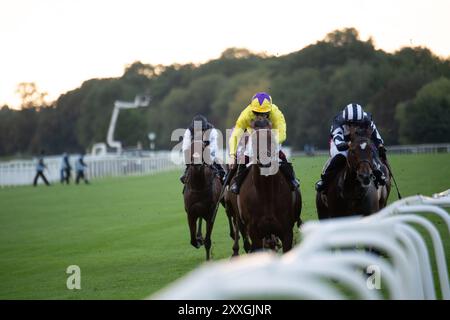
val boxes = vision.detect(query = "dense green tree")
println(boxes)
[1,28,449,157]
[396,77,450,144]
[158,74,227,146]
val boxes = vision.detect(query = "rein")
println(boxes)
[343,150,374,201]
[252,125,277,169]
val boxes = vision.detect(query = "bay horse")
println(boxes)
[316,127,391,219]
[183,138,222,260]
[227,116,302,254]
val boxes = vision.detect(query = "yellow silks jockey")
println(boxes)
[229,92,287,157]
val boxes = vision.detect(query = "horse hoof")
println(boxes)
[196,237,204,246]
[190,241,201,249]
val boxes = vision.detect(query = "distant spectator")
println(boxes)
[75,154,89,185]
[33,153,50,186]
[60,153,72,184]
[304,144,316,156]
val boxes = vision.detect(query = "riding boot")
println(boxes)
[315,154,347,192]
[279,161,300,190]
[230,164,249,194]
[180,165,188,184]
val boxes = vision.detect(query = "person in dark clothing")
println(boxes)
[180,115,226,184]
[33,156,50,186]
[60,153,72,184]
[75,155,89,184]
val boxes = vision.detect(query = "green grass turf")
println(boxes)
[0,153,449,299]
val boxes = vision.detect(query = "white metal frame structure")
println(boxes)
[152,190,450,300]
[107,95,151,154]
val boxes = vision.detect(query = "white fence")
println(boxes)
[387,143,450,154]
[293,143,450,157]
[0,152,183,187]
[152,190,450,300]
[1,143,448,187]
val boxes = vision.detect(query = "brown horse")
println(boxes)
[316,127,391,219]
[183,139,222,260]
[226,117,302,254]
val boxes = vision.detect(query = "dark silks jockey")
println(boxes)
[315,103,387,193]
[180,115,226,184]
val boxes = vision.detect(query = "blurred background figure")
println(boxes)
[33,151,50,186]
[60,153,72,184]
[75,154,89,185]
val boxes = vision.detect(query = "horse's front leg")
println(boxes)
[249,228,263,253]
[239,219,251,253]
[231,216,240,257]
[188,214,201,249]
[227,214,234,239]
[196,218,203,245]
[204,216,214,261]
[281,229,293,253]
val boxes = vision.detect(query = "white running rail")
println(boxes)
[293,143,450,157]
[152,190,450,300]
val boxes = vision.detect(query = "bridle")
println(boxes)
[347,138,376,191]
[251,117,276,168]
[352,158,374,172]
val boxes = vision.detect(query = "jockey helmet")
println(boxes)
[191,114,209,131]
[250,92,272,113]
[343,103,364,123]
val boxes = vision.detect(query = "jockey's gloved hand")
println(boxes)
[378,144,387,160]
[336,142,350,152]
[203,140,210,147]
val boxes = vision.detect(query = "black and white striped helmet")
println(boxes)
[343,103,364,123]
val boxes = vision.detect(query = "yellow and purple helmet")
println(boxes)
[250,92,272,113]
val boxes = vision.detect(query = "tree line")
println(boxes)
[1,28,449,157]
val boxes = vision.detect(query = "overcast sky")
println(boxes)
[1,0,449,108]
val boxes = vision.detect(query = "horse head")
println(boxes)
[185,136,213,186]
[250,115,276,168]
[347,134,375,188]
[187,125,214,165]
[252,113,272,130]
[348,118,373,139]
